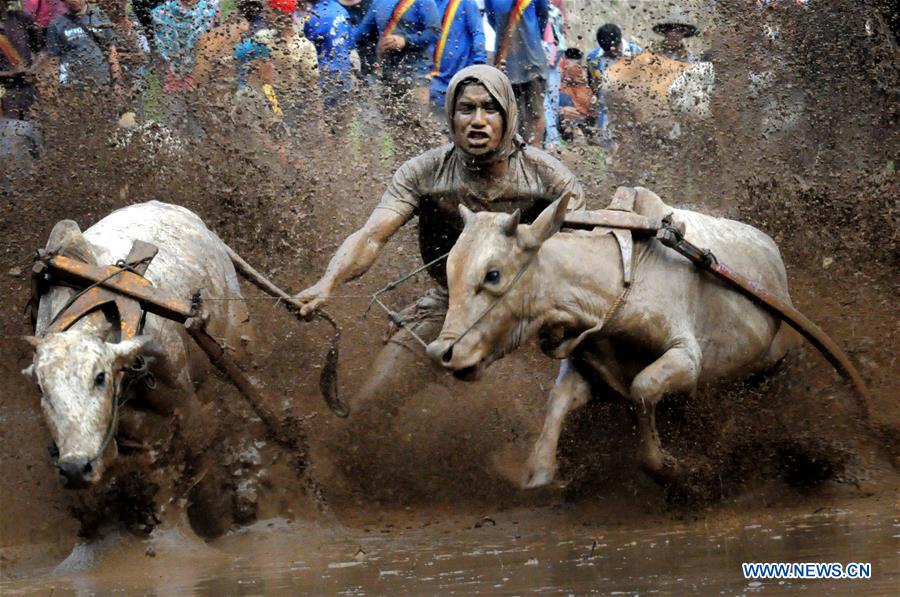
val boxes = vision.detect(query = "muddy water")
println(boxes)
[2,494,897,595]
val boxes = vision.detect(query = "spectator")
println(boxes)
[353,0,439,108]
[429,0,485,115]
[131,0,163,43]
[45,0,120,89]
[1,0,42,118]
[474,0,494,60]
[304,0,353,111]
[484,0,548,146]
[649,8,698,63]
[337,0,374,82]
[586,23,640,142]
[103,0,151,112]
[557,47,590,144]
[232,0,319,128]
[152,0,217,134]
[151,0,218,92]
[191,10,249,114]
[22,0,66,31]
[542,0,564,151]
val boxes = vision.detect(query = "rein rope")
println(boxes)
[353,229,637,354]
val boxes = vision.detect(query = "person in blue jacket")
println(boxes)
[354,0,439,92]
[429,0,486,115]
[304,0,354,109]
[484,0,548,145]
[338,0,376,83]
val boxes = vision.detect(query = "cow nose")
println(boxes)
[426,339,454,367]
[58,458,93,488]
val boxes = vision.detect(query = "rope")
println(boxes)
[356,251,452,348]
[201,294,374,302]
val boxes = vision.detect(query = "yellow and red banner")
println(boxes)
[495,0,533,66]
[432,0,463,74]
[384,0,418,39]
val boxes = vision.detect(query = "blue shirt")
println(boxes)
[429,0,486,106]
[152,0,218,77]
[484,0,548,85]
[304,0,353,100]
[354,0,440,82]
[586,40,642,129]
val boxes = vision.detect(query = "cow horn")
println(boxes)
[458,204,475,225]
[21,364,35,380]
[503,209,521,236]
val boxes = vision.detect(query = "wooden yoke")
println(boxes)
[563,187,660,286]
[37,240,189,339]
[40,250,194,331]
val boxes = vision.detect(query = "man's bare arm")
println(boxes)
[295,208,409,317]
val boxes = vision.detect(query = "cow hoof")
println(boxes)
[641,450,683,483]
[523,467,556,489]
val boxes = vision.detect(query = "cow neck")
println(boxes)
[529,232,633,356]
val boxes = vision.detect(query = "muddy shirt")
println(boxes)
[377,142,584,286]
[46,7,116,86]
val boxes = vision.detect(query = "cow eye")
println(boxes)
[94,372,106,387]
[484,270,501,284]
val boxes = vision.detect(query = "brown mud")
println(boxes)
[1,0,898,591]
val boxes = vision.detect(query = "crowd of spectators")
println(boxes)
[1,0,711,177]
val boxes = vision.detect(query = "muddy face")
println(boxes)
[451,83,505,157]
[427,208,532,380]
[22,333,148,488]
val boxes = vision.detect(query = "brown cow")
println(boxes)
[427,187,799,488]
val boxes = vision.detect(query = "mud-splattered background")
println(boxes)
[1,0,897,589]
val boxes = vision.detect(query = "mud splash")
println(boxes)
[1,0,898,588]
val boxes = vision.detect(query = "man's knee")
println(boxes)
[353,316,444,409]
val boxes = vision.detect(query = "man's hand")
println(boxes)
[378,34,407,53]
[295,279,334,319]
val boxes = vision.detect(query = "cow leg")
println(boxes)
[630,340,701,480]
[762,323,801,369]
[523,359,590,489]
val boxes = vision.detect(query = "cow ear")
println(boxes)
[23,335,40,349]
[110,335,152,368]
[518,194,571,250]
[502,209,521,236]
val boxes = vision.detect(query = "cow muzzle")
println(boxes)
[426,337,485,382]
[57,456,95,488]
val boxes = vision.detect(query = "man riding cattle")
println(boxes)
[296,64,584,412]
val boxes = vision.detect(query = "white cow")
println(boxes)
[427,187,799,487]
[22,201,252,487]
